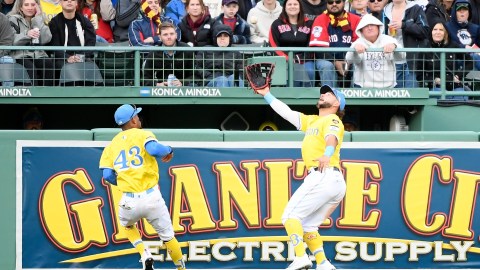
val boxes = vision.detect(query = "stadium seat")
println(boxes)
[0,63,32,86]
[59,62,104,86]
[95,42,134,86]
[95,50,134,86]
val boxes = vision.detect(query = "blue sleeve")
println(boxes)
[264,92,276,104]
[165,1,181,25]
[102,169,117,185]
[145,140,172,157]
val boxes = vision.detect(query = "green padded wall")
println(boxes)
[409,105,480,132]
[0,130,93,270]
[223,131,352,142]
[351,131,479,142]
[93,128,224,141]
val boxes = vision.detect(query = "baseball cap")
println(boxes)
[456,3,469,10]
[222,0,238,5]
[320,84,346,111]
[216,29,231,37]
[114,104,142,126]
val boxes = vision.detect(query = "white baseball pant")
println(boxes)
[282,167,346,232]
[118,185,175,241]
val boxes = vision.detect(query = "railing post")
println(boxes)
[440,51,446,100]
[287,51,294,87]
[134,50,141,87]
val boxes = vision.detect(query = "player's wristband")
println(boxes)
[324,146,335,157]
[264,92,276,104]
[168,146,173,155]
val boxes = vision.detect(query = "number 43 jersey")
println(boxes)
[100,128,159,193]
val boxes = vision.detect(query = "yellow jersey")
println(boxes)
[99,129,160,192]
[299,113,344,169]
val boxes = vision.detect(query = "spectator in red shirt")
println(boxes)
[78,0,116,43]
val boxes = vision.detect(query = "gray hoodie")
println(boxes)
[345,14,406,88]
[247,0,282,44]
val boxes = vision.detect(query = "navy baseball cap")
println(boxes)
[222,0,238,5]
[320,85,346,111]
[456,3,469,10]
[114,104,142,125]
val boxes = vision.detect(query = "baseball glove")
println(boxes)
[244,63,275,93]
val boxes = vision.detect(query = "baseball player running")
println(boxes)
[256,85,346,270]
[99,104,186,270]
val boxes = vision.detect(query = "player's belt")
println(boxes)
[308,167,340,174]
[124,185,158,198]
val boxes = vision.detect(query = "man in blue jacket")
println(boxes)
[446,0,480,69]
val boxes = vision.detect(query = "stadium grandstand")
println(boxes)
[1,45,480,132]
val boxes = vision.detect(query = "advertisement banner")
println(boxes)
[17,141,480,269]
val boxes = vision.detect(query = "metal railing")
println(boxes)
[1,45,480,100]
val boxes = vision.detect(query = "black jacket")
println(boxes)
[194,25,244,85]
[417,39,473,90]
[178,14,215,47]
[385,4,430,69]
[425,0,450,27]
[48,12,96,59]
[143,41,196,86]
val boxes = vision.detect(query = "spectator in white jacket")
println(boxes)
[247,0,281,44]
[345,13,405,88]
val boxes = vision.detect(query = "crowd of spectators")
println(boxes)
[0,0,478,94]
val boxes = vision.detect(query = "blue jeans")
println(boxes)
[0,56,15,87]
[96,35,109,44]
[315,60,336,87]
[472,53,480,71]
[293,61,315,87]
[395,63,417,88]
[432,87,469,101]
[207,74,244,87]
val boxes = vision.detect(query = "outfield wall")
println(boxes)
[2,130,480,270]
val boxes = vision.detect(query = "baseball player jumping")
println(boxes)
[99,104,186,270]
[256,85,346,270]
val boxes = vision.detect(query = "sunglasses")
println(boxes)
[327,0,342,4]
[369,0,383,3]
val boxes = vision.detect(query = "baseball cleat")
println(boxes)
[286,254,313,270]
[143,258,154,270]
[316,259,336,270]
[141,249,154,270]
